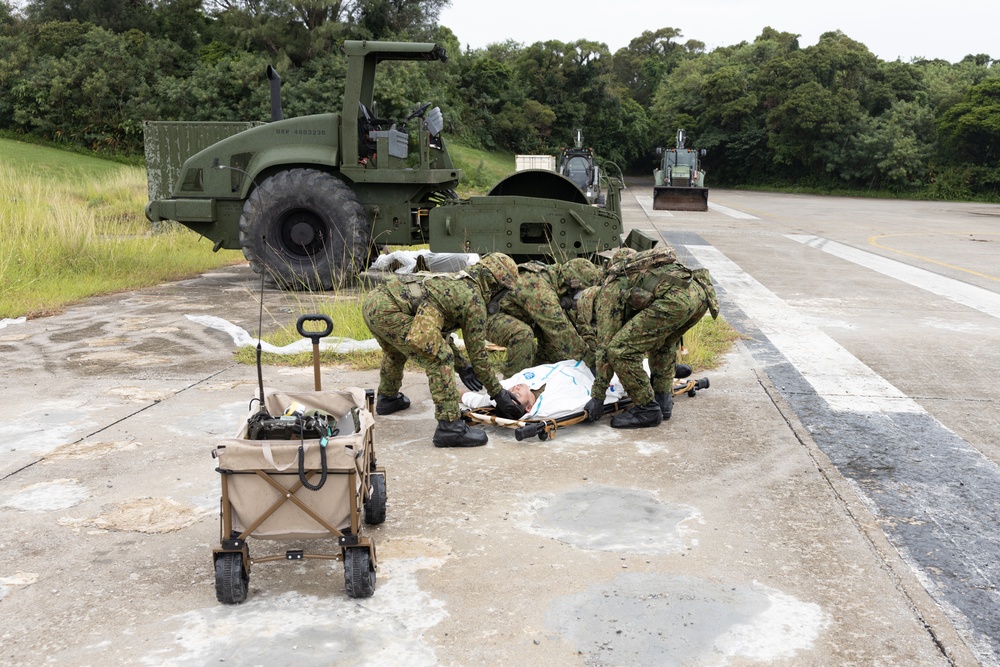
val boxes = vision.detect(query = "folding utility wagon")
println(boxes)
[212,387,386,603]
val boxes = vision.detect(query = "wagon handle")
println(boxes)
[296,314,334,391]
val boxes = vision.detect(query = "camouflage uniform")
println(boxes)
[573,284,600,362]
[589,247,719,407]
[362,256,513,422]
[486,259,603,376]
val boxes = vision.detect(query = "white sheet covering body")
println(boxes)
[461,360,635,420]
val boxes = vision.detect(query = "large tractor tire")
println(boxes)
[239,168,369,290]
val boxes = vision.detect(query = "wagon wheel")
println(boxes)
[214,552,249,604]
[364,472,387,525]
[239,168,370,290]
[344,546,376,598]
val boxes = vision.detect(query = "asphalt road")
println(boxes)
[1,183,998,666]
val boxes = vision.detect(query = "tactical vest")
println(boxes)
[609,247,720,318]
[391,271,469,313]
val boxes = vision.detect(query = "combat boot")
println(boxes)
[610,402,663,429]
[432,418,488,448]
[376,392,410,415]
[654,392,674,420]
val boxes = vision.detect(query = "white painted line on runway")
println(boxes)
[635,195,673,217]
[708,202,759,219]
[686,245,923,414]
[788,235,1000,320]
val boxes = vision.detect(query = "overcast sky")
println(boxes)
[438,0,998,64]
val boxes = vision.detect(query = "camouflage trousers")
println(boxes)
[607,280,708,406]
[486,314,594,378]
[362,286,461,422]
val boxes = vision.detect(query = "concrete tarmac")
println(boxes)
[1,184,997,666]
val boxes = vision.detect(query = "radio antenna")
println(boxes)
[212,157,269,415]
[254,239,267,414]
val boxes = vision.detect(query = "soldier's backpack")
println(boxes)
[608,246,720,318]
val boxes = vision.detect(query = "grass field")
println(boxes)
[0,138,244,318]
[449,143,517,196]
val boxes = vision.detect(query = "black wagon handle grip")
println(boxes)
[296,314,334,343]
[297,314,334,391]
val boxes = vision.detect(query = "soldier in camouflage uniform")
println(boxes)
[485,258,603,377]
[570,248,636,364]
[362,253,526,448]
[584,245,719,429]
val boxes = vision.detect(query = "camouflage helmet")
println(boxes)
[474,252,518,291]
[608,246,637,268]
[559,258,603,291]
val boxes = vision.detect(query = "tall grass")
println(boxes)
[234,290,383,369]
[0,139,244,318]
[448,143,516,196]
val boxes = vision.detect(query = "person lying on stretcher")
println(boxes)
[460,360,632,421]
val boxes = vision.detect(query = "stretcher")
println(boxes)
[463,374,710,442]
[210,315,386,603]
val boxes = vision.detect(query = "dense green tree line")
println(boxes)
[1,0,998,198]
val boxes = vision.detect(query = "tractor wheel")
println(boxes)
[239,168,369,290]
[344,546,376,598]
[364,472,387,525]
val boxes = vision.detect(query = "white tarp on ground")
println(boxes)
[369,250,479,274]
[186,315,382,354]
[0,317,26,329]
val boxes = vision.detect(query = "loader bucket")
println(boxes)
[653,186,709,212]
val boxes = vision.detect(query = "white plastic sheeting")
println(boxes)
[0,317,26,330]
[462,360,636,420]
[186,315,382,355]
[369,250,479,274]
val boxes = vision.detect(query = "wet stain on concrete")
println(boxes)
[546,574,828,666]
[131,336,198,356]
[524,486,700,554]
[48,321,108,344]
[67,349,173,369]
[137,556,447,667]
[57,497,208,533]
[2,479,88,511]
[69,349,142,365]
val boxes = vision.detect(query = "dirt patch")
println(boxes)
[46,439,142,460]
[377,536,453,562]
[86,336,131,348]
[57,497,209,533]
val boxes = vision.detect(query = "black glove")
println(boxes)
[458,365,483,391]
[584,396,604,422]
[492,389,524,420]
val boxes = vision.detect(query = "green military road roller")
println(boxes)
[144,41,627,289]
